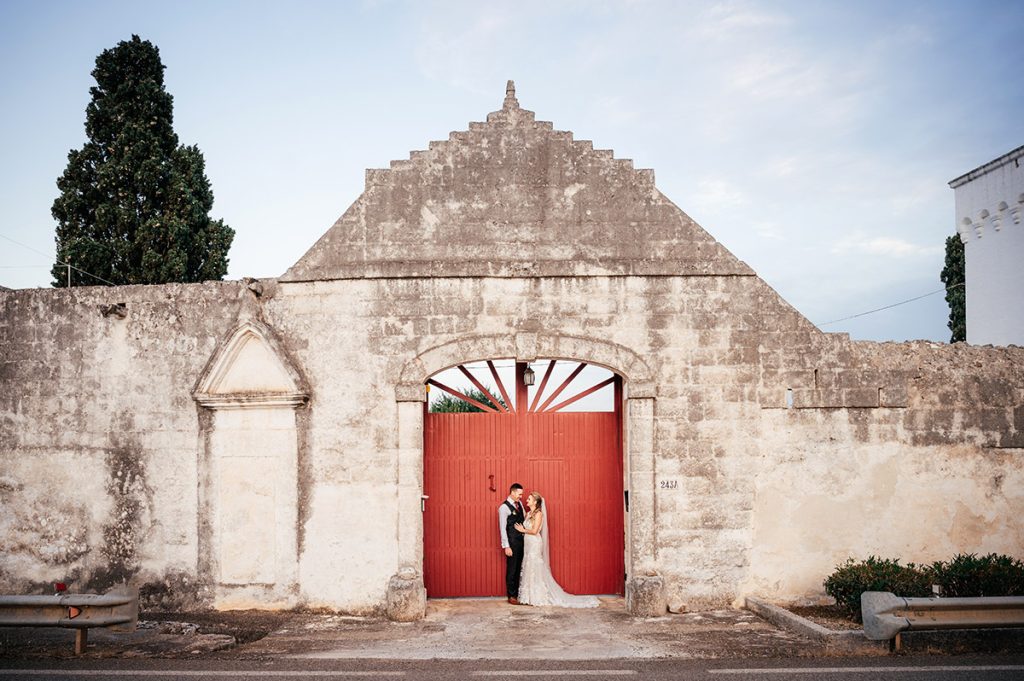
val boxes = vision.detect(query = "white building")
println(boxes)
[950,145,1024,346]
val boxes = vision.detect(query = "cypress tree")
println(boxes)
[51,35,233,287]
[940,233,966,343]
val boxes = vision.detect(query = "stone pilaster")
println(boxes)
[626,395,666,616]
[389,397,426,621]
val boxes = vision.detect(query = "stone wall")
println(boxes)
[0,282,249,607]
[2,84,1022,613]
[5,270,1019,612]
[739,339,1024,606]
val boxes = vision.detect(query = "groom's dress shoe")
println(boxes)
[507,597,519,605]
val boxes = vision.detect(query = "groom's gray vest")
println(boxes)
[504,500,524,549]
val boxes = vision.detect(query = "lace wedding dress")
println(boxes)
[517,500,600,608]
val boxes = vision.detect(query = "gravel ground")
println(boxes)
[142,610,295,644]
[0,601,843,660]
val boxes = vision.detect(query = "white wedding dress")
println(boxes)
[517,502,600,608]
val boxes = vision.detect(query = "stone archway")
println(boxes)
[423,357,624,597]
[387,332,662,620]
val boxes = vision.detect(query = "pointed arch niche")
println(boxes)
[193,321,309,609]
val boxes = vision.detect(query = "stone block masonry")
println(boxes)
[1,282,249,608]
[2,83,1022,615]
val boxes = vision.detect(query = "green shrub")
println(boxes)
[929,553,1024,597]
[823,556,932,622]
[823,553,1024,622]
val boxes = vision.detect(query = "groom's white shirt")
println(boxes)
[498,496,516,549]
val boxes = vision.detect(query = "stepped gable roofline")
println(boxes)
[949,144,1024,188]
[281,82,754,282]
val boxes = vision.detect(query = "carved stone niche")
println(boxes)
[193,321,309,609]
[194,321,309,410]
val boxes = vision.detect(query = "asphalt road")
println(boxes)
[2,656,1024,680]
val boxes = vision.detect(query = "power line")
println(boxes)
[0,233,54,259]
[819,282,964,326]
[0,233,117,286]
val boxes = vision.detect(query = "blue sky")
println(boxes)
[1,0,1021,342]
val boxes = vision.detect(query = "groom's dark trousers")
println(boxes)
[504,500,525,598]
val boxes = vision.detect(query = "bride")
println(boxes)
[514,491,600,608]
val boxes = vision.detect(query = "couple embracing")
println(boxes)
[498,483,599,608]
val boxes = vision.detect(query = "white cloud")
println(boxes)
[888,178,947,216]
[592,95,641,125]
[413,6,517,94]
[865,237,942,257]
[695,0,790,38]
[753,221,785,240]
[688,178,749,214]
[727,51,830,100]
[759,156,801,179]
[831,235,941,258]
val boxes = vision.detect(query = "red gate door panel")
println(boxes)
[423,413,516,597]
[424,409,624,597]
[525,412,624,596]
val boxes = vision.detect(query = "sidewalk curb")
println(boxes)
[744,596,887,654]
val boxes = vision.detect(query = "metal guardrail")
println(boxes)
[0,584,138,654]
[862,591,1024,643]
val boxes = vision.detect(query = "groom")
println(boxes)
[498,482,525,604]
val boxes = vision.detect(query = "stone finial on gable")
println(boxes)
[503,80,519,110]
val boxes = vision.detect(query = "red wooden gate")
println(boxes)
[423,361,624,597]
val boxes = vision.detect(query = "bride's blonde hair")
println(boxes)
[527,491,543,521]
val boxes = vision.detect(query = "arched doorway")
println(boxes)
[422,359,625,597]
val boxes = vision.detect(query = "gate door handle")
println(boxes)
[488,474,496,492]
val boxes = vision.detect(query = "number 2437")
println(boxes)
[659,480,678,489]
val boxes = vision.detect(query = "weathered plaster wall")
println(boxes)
[258,275,665,610]
[264,272,1022,610]
[2,85,1022,614]
[2,271,1021,612]
[0,282,249,607]
[740,340,1024,606]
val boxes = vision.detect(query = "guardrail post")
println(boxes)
[75,629,88,656]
